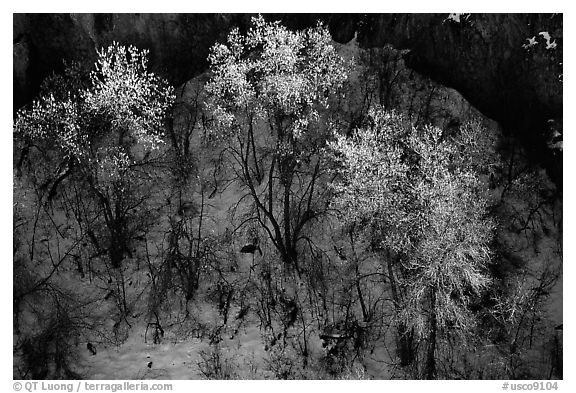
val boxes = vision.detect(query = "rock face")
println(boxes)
[355,14,562,121]
[13,13,562,185]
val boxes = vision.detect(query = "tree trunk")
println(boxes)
[398,323,415,367]
[387,251,414,366]
[425,287,437,380]
[109,239,124,269]
[280,162,300,275]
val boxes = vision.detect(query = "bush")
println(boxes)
[198,344,237,379]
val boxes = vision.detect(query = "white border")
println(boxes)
[3,4,573,392]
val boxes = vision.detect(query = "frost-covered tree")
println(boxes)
[330,108,496,378]
[205,16,348,273]
[14,42,175,271]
